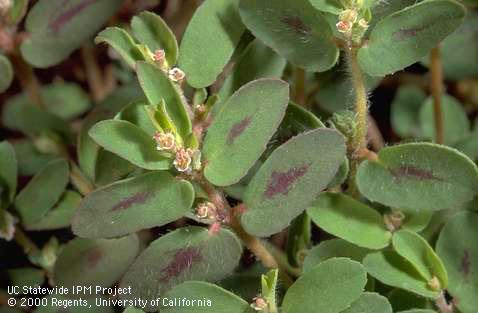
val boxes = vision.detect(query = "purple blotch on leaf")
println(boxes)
[392,26,425,41]
[227,116,252,144]
[264,165,309,199]
[49,0,97,34]
[459,250,471,280]
[87,248,103,268]
[281,15,311,36]
[160,247,202,283]
[111,191,152,212]
[390,165,442,182]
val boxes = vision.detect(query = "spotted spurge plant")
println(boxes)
[0,0,478,313]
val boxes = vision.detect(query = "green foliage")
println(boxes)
[391,86,426,138]
[203,79,289,186]
[95,27,146,68]
[308,192,392,249]
[358,0,466,76]
[179,0,245,88]
[21,0,122,67]
[342,292,393,313]
[120,226,242,312]
[436,212,478,313]
[357,143,478,211]
[242,129,346,236]
[239,0,339,72]
[0,54,13,93]
[72,172,194,238]
[282,258,367,313]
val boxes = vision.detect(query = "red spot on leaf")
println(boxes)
[111,191,152,212]
[390,165,442,182]
[227,116,252,144]
[281,15,311,37]
[459,250,471,280]
[87,248,103,268]
[392,27,425,41]
[49,0,97,34]
[160,247,202,283]
[264,165,309,199]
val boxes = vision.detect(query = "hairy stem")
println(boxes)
[347,47,368,151]
[69,162,95,196]
[430,46,445,145]
[294,67,306,106]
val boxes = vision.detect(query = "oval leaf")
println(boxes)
[342,292,393,313]
[308,192,392,249]
[303,239,371,273]
[14,159,69,226]
[393,230,448,288]
[179,0,245,88]
[0,141,17,203]
[54,235,140,289]
[241,128,346,237]
[136,62,191,138]
[391,86,426,138]
[72,171,194,239]
[239,0,339,72]
[95,27,146,68]
[131,11,178,65]
[0,54,13,93]
[358,0,466,76]
[356,143,478,211]
[282,258,367,313]
[161,281,251,313]
[363,250,439,298]
[120,226,242,312]
[436,212,478,313]
[203,79,289,186]
[88,119,171,170]
[20,0,122,67]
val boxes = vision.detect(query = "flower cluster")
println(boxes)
[195,201,217,220]
[250,296,268,311]
[335,1,370,42]
[153,131,200,173]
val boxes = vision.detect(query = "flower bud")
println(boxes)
[153,132,176,151]
[251,296,268,311]
[428,276,441,291]
[152,49,166,64]
[336,20,353,34]
[339,9,358,23]
[195,202,217,220]
[0,0,12,16]
[174,147,193,172]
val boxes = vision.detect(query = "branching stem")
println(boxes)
[11,53,44,107]
[436,292,454,313]
[430,46,445,145]
[294,67,306,106]
[14,226,40,255]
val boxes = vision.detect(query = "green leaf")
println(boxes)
[12,140,58,177]
[88,119,171,170]
[54,235,140,289]
[161,282,251,313]
[397,310,437,313]
[26,190,81,231]
[282,258,367,313]
[203,79,289,186]
[393,230,448,288]
[94,150,135,186]
[308,193,392,249]
[261,269,279,312]
[40,82,91,119]
[400,209,433,233]
[356,143,478,211]
[286,213,311,267]
[0,54,13,93]
[72,171,194,239]
[95,27,146,68]
[8,268,45,288]
[0,141,18,204]
[363,250,439,298]
[242,128,346,237]
[303,239,371,273]
[0,209,15,241]
[420,94,470,145]
[455,118,478,162]
[215,39,286,114]
[179,0,245,88]
[388,289,429,312]
[308,0,342,14]
[120,226,242,312]
[136,62,192,138]
[20,0,122,68]
[115,100,157,136]
[436,212,478,313]
[14,159,69,226]
[391,86,427,138]
[342,292,393,313]
[239,0,339,72]
[131,11,178,65]
[358,0,466,76]
[7,0,28,24]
